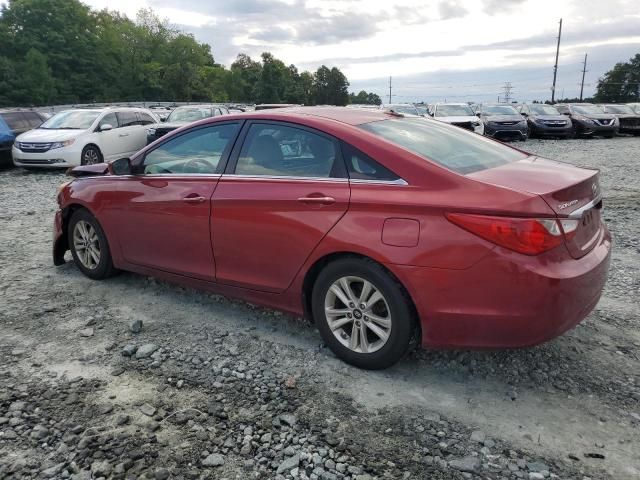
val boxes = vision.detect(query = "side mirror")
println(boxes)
[160,117,166,122]
[99,123,113,132]
[521,112,528,117]
[475,112,481,117]
[562,112,570,116]
[109,157,132,175]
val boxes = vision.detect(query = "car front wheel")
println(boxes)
[312,258,416,369]
[68,209,116,280]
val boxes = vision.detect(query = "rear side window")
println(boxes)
[116,111,139,127]
[360,118,527,175]
[341,142,400,181]
[2,112,28,130]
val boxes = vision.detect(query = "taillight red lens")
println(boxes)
[445,213,565,255]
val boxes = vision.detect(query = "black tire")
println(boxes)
[312,257,417,370]
[68,209,116,280]
[80,145,103,166]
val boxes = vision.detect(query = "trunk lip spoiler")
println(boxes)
[567,195,602,219]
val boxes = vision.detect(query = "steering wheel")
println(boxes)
[183,158,214,174]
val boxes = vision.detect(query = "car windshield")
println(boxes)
[435,105,474,117]
[387,105,419,116]
[605,105,634,114]
[482,105,519,115]
[572,105,604,115]
[39,110,101,129]
[360,118,527,175]
[167,107,213,122]
[528,104,560,115]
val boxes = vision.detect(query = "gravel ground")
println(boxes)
[0,137,638,480]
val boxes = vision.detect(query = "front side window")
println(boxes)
[235,123,337,178]
[40,110,101,130]
[142,123,239,174]
[99,113,119,129]
[360,118,527,175]
[137,112,156,125]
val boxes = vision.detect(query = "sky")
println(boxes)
[57,0,640,102]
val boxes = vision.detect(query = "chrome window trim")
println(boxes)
[568,195,602,219]
[221,174,349,183]
[349,178,409,186]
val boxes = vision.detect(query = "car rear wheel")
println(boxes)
[81,145,102,165]
[312,258,416,369]
[68,209,116,280]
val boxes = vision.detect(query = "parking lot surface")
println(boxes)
[0,137,638,479]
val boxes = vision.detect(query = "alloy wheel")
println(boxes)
[73,220,101,270]
[83,148,100,165]
[324,276,392,354]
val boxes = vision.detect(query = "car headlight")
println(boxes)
[50,139,75,150]
[147,128,156,135]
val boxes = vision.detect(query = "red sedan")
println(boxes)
[54,107,611,369]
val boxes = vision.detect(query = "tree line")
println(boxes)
[0,0,381,107]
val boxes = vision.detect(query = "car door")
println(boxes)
[111,122,241,281]
[95,112,122,160]
[115,110,143,155]
[211,121,350,293]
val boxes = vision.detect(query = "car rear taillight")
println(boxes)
[445,213,574,255]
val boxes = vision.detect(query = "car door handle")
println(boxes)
[118,133,130,137]
[297,196,335,205]
[183,195,206,203]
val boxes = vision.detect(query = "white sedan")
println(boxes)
[430,103,484,135]
[12,107,159,169]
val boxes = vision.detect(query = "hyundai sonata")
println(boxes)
[53,107,611,369]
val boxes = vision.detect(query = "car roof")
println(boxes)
[252,106,407,126]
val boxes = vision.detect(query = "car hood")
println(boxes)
[573,113,613,120]
[435,116,478,123]
[483,115,523,122]
[16,128,85,142]
[529,114,567,121]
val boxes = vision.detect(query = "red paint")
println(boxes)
[54,107,612,350]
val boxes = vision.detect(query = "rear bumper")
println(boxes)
[391,224,612,349]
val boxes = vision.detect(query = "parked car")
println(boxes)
[255,104,300,111]
[382,103,424,116]
[554,103,618,138]
[54,107,611,369]
[146,104,229,144]
[517,103,573,138]
[148,105,173,121]
[477,103,528,141]
[600,104,640,135]
[430,103,484,134]
[12,107,159,169]
[0,109,48,166]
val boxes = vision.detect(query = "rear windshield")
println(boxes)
[360,118,527,174]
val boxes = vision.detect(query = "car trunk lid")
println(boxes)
[469,156,603,259]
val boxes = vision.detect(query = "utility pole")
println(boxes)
[388,76,392,104]
[501,82,513,103]
[551,18,562,103]
[580,53,588,101]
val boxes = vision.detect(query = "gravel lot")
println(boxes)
[0,137,638,480]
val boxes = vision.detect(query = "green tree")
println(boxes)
[594,54,640,103]
[349,90,381,105]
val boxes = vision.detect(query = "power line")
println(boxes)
[551,18,562,102]
[388,76,392,103]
